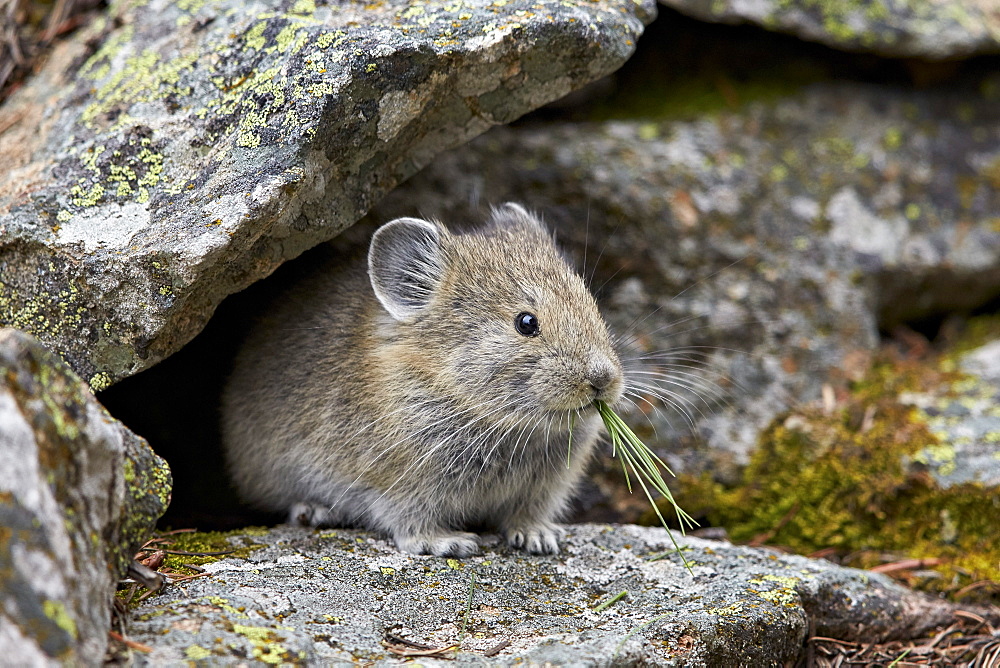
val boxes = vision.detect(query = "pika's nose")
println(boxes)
[587,359,621,397]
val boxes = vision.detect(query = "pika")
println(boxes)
[221,203,624,557]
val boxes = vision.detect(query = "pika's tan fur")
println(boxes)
[221,204,623,556]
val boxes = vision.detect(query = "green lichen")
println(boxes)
[669,341,1000,603]
[231,624,292,664]
[883,127,903,150]
[274,25,309,54]
[77,25,136,81]
[769,0,970,52]
[151,462,172,509]
[204,595,247,617]
[89,372,112,392]
[122,458,136,485]
[244,21,268,51]
[63,135,167,211]
[755,588,797,607]
[749,575,801,607]
[185,644,213,660]
[43,600,78,639]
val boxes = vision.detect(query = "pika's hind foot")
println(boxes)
[395,531,479,557]
[505,523,561,555]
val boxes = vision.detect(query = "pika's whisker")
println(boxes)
[625,383,707,429]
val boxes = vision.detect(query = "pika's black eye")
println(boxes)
[514,312,540,337]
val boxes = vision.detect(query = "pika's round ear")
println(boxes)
[489,202,549,234]
[368,217,446,321]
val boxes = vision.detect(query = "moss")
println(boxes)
[160,528,267,571]
[590,68,826,122]
[667,338,1000,603]
[945,315,1000,359]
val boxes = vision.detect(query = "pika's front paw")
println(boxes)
[505,524,561,555]
[396,532,479,558]
[288,502,334,527]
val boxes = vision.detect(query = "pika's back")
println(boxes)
[221,204,624,556]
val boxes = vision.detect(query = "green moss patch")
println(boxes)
[667,333,1000,603]
[159,528,268,570]
[117,528,268,608]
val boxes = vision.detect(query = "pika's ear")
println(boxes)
[368,217,446,321]
[488,202,548,234]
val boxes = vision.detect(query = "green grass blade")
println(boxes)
[617,445,694,573]
[595,401,697,573]
[592,590,628,612]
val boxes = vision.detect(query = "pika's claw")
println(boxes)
[395,532,479,557]
[505,524,561,555]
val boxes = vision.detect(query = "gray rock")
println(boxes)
[0,328,171,664]
[901,338,1000,488]
[367,77,1000,479]
[659,0,1000,59]
[126,524,964,665]
[0,0,655,391]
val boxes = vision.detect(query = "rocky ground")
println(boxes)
[118,524,976,666]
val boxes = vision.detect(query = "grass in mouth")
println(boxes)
[594,400,697,572]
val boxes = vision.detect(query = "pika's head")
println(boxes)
[369,203,623,419]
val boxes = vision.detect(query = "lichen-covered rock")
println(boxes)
[0,328,171,663]
[903,335,1000,489]
[0,0,655,390]
[367,76,1000,480]
[125,524,968,665]
[659,0,1000,59]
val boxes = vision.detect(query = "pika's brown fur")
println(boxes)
[221,204,623,556]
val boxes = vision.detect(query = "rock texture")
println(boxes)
[125,524,969,666]
[659,0,1000,59]
[0,328,171,664]
[368,77,1000,479]
[904,337,1000,489]
[0,0,654,391]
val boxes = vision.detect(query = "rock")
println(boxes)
[902,337,1000,489]
[0,0,655,391]
[0,328,171,663]
[367,76,1000,479]
[125,524,969,665]
[659,0,1000,59]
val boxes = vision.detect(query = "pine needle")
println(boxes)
[596,400,697,573]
